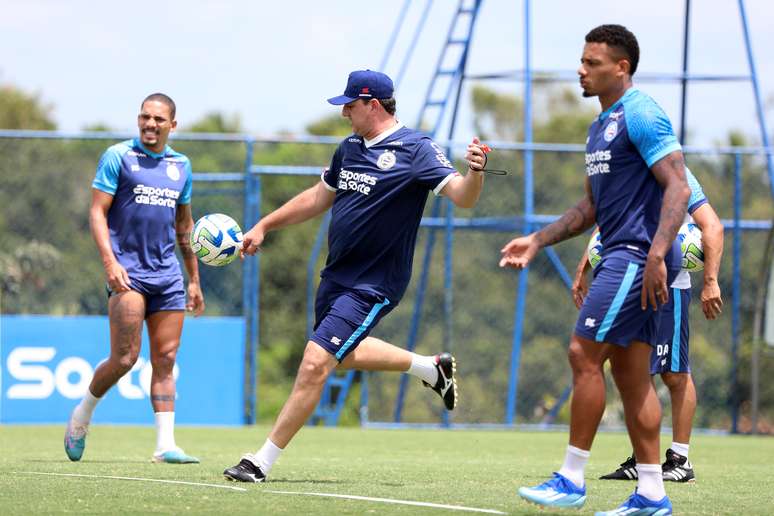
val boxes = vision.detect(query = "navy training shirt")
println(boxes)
[586,88,683,268]
[92,138,193,278]
[321,123,457,301]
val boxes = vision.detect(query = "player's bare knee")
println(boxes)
[661,372,688,391]
[114,351,139,375]
[296,356,331,389]
[150,349,177,375]
[568,340,600,377]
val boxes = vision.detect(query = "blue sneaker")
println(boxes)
[595,490,672,516]
[64,418,88,461]
[518,472,587,509]
[152,448,200,464]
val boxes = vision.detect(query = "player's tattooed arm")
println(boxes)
[650,151,690,260]
[175,203,205,314]
[175,208,195,260]
[535,178,596,248]
[151,394,175,402]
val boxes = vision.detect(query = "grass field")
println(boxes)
[1,425,772,514]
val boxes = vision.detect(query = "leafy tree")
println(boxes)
[306,113,351,137]
[188,112,243,133]
[0,84,56,130]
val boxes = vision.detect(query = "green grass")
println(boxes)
[1,425,772,514]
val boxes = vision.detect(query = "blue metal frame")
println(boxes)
[679,0,691,144]
[505,0,534,425]
[395,0,434,90]
[4,0,773,434]
[242,139,258,424]
[379,0,412,72]
[731,154,742,433]
[1,129,770,428]
[737,0,774,198]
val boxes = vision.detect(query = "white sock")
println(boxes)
[72,389,100,425]
[557,445,589,488]
[406,353,438,385]
[154,412,177,454]
[636,463,666,501]
[671,441,689,458]
[253,438,283,474]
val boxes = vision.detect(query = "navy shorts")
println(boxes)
[311,279,394,362]
[107,275,186,315]
[575,256,679,347]
[650,287,691,374]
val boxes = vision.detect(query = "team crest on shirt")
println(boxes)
[603,121,618,142]
[377,150,397,170]
[166,164,180,181]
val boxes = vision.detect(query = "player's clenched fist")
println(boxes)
[464,137,488,172]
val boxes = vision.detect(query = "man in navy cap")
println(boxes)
[224,69,488,482]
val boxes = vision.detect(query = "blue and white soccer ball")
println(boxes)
[586,231,603,270]
[190,213,243,267]
[677,222,704,272]
[587,223,704,273]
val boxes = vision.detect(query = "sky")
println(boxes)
[2,0,773,147]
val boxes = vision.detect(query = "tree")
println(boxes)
[305,113,351,136]
[188,112,243,133]
[0,84,56,130]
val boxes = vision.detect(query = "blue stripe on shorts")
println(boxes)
[670,287,682,372]
[335,298,391,361]
[595,262,639,342]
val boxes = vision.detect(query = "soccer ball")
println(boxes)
[587,223,704,273]
[586,231,603,269]
[190,213,243,267]
[678,222,704,272]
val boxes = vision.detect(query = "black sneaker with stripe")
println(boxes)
[599,455,638,480]
[422,353,458,410]
[223,455,266,483]
[662,448,695,482]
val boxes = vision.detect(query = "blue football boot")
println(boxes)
[594,490,672,516]
[518,472,587,509]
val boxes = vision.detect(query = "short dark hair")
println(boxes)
[585,24,640,76]
[361,97,396,116]
[141,92,176,119]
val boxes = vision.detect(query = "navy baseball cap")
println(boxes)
[327,70,394,105]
